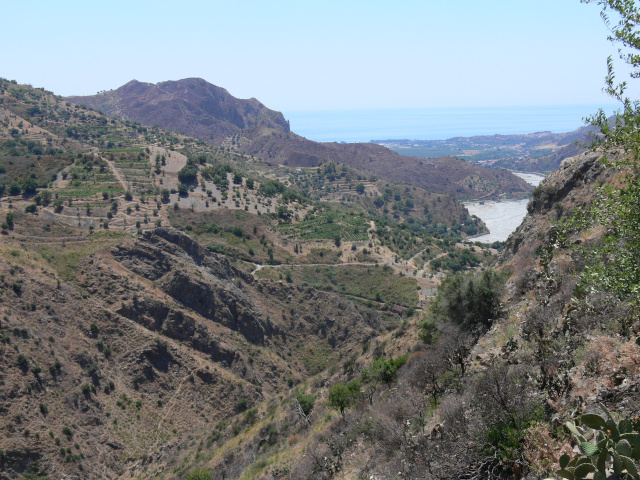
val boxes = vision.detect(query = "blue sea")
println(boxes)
[282,105,618,143]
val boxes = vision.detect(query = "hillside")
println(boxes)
[7,76,638,480]
[5,0,640,477]
[0,220,395,479]
[67,78,533,201]
[378,125,598,174]
[233,129,533,200]
[0,78,508,479]
[163,149,639,480]
[65,78,291,143]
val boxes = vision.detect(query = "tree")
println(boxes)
[294,392,315,425]
[327,381,359,417]
[276,205,291,220]
[360,355,408,403]
[177,164,198,184]
[40,190,52,205]
[422,269,505,333]
[356,183,365,194]
[21,177,38,195]
[53,198,64,212]
[296,392,315,416]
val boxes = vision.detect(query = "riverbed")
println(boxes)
[464,173,545,243]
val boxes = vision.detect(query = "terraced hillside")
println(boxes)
[67,78,533,201]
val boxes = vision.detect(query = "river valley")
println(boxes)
[464,172,545,243]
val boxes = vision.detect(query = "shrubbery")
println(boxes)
[420,268,504,336]
[177,164,198,184]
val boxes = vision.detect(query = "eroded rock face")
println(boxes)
[502,150,614,262]
[112,228,272,344]
[115,296,238,364]
[160,270,270,344]
[526,151,605,215]
[113,228,245,282]
[0,222,387,479]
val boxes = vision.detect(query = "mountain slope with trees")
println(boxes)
[0,78,499,479]
[5,1,640,478]
[67,79,533,201]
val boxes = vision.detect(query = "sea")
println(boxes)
[283,105,617,143]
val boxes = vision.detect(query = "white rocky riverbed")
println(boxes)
[464,172,545,243]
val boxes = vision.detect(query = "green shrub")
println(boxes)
[422,268,505,332]
[17,354,27,367]
[185,468,212,480]
[89,323,98,337]
[361,355,408,385]
[236,398,248,411]
[295,392,315,416]
[328,381,360,416]
[177,164,198,183]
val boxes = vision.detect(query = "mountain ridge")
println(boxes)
[65,78,291,143]
[66,78,533,201]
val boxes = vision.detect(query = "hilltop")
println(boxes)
[65,78,291,143]
[67,78,533,201]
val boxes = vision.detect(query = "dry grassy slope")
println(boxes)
[0,214,392,480]
[470,150,618,359]
[177,149,638,480]
[473,148,639,436]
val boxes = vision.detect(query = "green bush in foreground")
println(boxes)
[557,402,640,480]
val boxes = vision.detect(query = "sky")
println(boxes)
[1,0,635,113]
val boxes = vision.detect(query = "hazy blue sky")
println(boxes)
[1,0,632,111]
